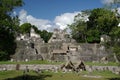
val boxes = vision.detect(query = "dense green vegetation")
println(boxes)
[69,8,119,43]
[0,0,23,61]
[39,30,53,43]
[87,8,118,42]
[0,70,119,80]
[20,23,32,34]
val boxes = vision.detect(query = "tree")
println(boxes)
[20,23,32,34]
[109,27,120,62]
[69,11,88,43]
[86,29,100,43]
[39,30,53,43]
[102,0,120,62]
[69,21,87,43]
[69,8,119,43]
[0,0,23,60]
[87,8,118,43]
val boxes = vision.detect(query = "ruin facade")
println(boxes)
[12,28,113,62]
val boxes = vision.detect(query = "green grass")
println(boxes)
[0,60,119,66]
[0,60,63,65]
[85,62,119,66]
[0,70,120,80]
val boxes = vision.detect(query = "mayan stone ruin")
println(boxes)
[12,28,113,63]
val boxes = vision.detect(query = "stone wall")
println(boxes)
[13,28,114,62]
[0,64,119,74]
[13,39,113,62]
[86,65,120,74]
[76,43,112,61]
[0,64,60,71]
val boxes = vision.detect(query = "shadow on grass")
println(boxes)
[107,78,120,80]
[4,74,52,80]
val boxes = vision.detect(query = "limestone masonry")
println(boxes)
[12,28,113,62]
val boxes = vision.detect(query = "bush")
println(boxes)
[0,51,8,61]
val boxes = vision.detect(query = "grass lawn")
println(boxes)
[0,60,62,65]
[0,60,119,66]
[85,62,120,66]
[0,70,120,80]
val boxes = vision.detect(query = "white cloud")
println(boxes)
[19,9,52,30]
[54,12,89,30]
[54,12,79,30]
[19,9,89,31]
[101,0,114,5]
[26,15,51,30]
[19,9,27,24]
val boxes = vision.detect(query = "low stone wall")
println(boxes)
[0,64,60,71]
[0,64,16,71]
[0,64,120,74]
[86,65,120,74]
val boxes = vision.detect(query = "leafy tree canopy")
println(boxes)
[0,0,23,61]
[69,11,88,43]
[87,8,118,34]
[20,23,32,34]
[69,8,119,43]
[39,30,53,43]
[86,8,119,43]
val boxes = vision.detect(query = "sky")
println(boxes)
[15,0,120,31]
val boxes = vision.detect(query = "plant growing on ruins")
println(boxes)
[20,23,32,34]
[39,30,53,43]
